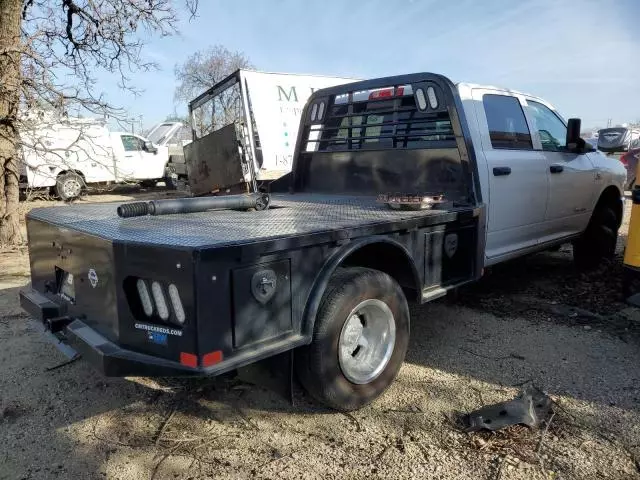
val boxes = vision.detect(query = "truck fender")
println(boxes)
[593,184,624,228]
[300,236,421,339]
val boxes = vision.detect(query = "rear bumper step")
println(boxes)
[20,288,308,380]
[20,288,200,377]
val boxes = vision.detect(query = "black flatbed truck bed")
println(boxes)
[20,72,485,411]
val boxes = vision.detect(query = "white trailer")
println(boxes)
[20,117,174,200]
[185,69,359,195]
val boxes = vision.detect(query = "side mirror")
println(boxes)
[144,141,157,154]
[565,118,590,153]
[566,118,581,149]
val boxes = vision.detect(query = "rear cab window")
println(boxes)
[482,94,532,150]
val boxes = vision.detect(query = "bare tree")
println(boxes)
[174,46,253,139]
[174,45,253,105]
[0,0,199,246]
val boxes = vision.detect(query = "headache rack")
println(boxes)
[304,82,456,153]
[288,73,478,204]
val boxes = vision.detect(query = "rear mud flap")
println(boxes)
[236,350,294,405]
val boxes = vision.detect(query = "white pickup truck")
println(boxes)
[19,73,628,412]
[20,118,176,200]
[454,83,627,268]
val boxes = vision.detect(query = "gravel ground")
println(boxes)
[0,190,639,480]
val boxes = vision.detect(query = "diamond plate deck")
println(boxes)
[27,194,459,248]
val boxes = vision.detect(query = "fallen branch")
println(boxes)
[494,455,505,480]
[342,412,362,432]
[536,412,556,454]
[45,354,81,371]
[155,406,177,447]
[460,348,525,361]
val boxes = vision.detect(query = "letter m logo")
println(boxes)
[277,85,298,102]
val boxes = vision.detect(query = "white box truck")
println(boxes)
[185,69,359,195]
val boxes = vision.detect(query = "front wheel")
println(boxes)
[295,267,410,411]
[573,205,619,269]
[55,172,84,201]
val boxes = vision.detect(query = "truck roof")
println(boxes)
[455,82,554,109]
[300,73,553,108]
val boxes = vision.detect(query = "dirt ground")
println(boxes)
[1,189,639,480]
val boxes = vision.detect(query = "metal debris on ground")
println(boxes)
[460,385,553,433]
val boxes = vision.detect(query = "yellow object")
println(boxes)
[623,161,640,268]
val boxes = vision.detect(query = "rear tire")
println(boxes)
[55,172,84,201]
[573,205,619,269]
[295,267,410,411]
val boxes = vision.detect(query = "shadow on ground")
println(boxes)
[2,236,639,478]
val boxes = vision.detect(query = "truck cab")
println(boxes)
[457,84,626,266]
[108,131,169,183]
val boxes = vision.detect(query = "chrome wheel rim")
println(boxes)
[63,178,81,198]
[338,299,396,384]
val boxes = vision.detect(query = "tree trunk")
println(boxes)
[0,0,23,246]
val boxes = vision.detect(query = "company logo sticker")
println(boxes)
[135,322,183,337]
[147,331,168,346]
[88,268,98,288]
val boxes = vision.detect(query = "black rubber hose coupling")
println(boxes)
[117,202,151,218]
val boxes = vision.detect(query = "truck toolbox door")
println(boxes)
[471,89,549,262]
[522,99,596,239]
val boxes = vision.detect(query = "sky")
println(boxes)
[94,0,640,131]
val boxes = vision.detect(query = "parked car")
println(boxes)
[597,127,640,153]
[145,121,192,183]
[620,148,640,189]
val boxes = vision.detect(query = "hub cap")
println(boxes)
[338,299,396,384]
[63,178,81,198]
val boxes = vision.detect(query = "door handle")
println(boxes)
[493,166,511,176]
[124,155,134,158]
[550,165,564,174]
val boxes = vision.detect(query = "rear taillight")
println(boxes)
[367,85,411,100]
[126,277,186,327]
[369,88,394,100]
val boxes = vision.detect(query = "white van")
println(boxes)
[20,117,172,200]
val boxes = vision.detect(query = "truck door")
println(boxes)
[522,99,597,240]
[471,89,549,262]
[117,134,167,181]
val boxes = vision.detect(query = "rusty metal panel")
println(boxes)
[184,124,245,195]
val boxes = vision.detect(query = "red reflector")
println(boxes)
[369,88,393,100]
[180,352,198,368]
[396,87,404,96]
[620,153,629,166]
[202,350,223,367]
